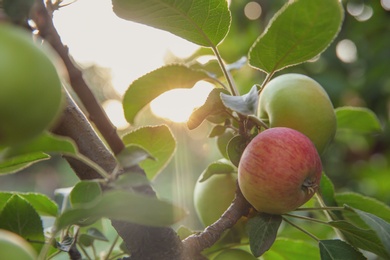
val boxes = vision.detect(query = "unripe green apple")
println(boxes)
[238,127,322,214]
[0,229,37,260]
[213,249,257,260]
[0,24,63,146]
[194,173,237,227]
[258,73,336,154]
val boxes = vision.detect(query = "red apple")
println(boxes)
[238,127,322,214]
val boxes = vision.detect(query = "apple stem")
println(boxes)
[293,206,345,212]
[258,72,275,94]
[282,217,320,242]
[247,115,269,130]
[284,213,330,225]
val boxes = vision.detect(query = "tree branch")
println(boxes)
[32,0,124,155]
[182,185,252,257]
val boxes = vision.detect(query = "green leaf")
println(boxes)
[70,181,102,208]
[227,135,248,167]
[249,0,344,74]
[208,125,227,138]
[0,195,44,253]
[176,225,195,240]
[122,125,176,180]
[198,159,236,182]
[335,107,382,134]
[112,0,231,47]
[78,228,109,247]
[329,220,390,259]
[247,213,282,257]
[116,144,156,169]
[220,85,259,116]
[123,64,211,124]
[319,173,343,220]
[3,0,35,23]
[319,239,366,260]
[335,192,390,228]
[56,190,187,230]
[216,129,235,159]
[263,238,320,260]
[347,207,390,255]
[187,88,229,130]
[0,152,50,175]
[2,132,77,159]
[0,192,58,217]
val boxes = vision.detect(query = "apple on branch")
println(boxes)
[258,73,336,154]
[238,127,322,215]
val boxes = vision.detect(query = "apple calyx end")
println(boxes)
[302,178,318,195]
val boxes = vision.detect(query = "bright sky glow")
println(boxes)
[52,0,209,125]
[150,81,214,123]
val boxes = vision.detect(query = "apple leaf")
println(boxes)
[318,173,343,220]
[335,106,382,134]
[319,239,366,260]
[329,220,390,259]
[79,228,109,247]
[263,238,320,260]
[220,85,259,116]
[227,135,248,167]
[198,159,236,182]
[122,125,176,180]
[0,192,58,217]
[0,152,49,175]
[116,144,155,169]
[208,125,228,138]
[335,192,390,228]
[69,181,102,208]
[1,132,77,159]
[217,129,235,159]
[56,190,187,230]
[122,64,212,124]
[346,206,390,255]
[187,88,229,130]
[112,0,231,47]
[249,0,344,74]
[0,194,44,253]
[247,213,282,257]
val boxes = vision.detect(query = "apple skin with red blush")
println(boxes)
[238,127,322,215]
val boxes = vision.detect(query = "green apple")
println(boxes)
[258,73,336,154]
[194,173,237,227]
[213,249,257,260]
[0,229,37,260]
[238,127,322,214]
[0,23,63,146]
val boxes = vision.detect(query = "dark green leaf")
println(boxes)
[220,85,259,116]
[335,107,382,134]
[123,65,211,124]
[208,125,227,138]
[263,238,320,260]
[249,0,344,74]
[56,190,187,230]
[0,152,49,175]
[247,213,282,257]
[0,195,44,253]
[319,173,343,220]
[227,135,248,167]
[187,88,229,130]
[335,192,390,228]
[112,0,231,47]
[3,0,35,23]
[78,228,108,247]
[347,207,390,255]
[198,159,236,182]
[116,144,155,169]
[70,181,102,207]
[122,125,176,180]
[330,220,390,259]
[319,239,366,260]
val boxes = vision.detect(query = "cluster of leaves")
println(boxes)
[0,0,389,259]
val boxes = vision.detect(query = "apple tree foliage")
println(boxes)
[0,0,389,259]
